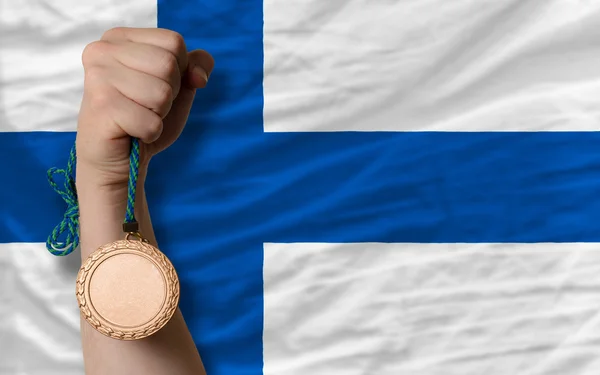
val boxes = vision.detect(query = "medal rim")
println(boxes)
[76,239,180,341]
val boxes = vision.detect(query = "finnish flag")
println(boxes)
[2,0,600,374]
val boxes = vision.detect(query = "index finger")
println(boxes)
[101,27,188,76]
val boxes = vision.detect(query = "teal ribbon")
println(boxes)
[46,138,141,256]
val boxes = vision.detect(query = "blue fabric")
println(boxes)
[1,0,600,374]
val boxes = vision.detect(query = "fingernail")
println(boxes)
[193,65,208,83]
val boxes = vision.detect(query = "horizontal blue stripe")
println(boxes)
[5,132,600,244]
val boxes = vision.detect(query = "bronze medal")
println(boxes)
[76,232,180,340]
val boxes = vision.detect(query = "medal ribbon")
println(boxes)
[46,138,141,256]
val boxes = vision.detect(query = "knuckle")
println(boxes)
[81,41,110,67]
[155,81,174,104]
[145,115,163,139]
[83,66,105,85]
[163,30,186,53]
[87,88,112,111]
[158,52,179,78]
[101,27,125,40]
[171,79,181,98]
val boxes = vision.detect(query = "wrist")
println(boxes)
[75,159,149,194]
[75,163,149,259]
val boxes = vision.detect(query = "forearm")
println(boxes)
[76,165,205,375]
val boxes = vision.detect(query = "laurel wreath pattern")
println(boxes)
[76,239,180,340]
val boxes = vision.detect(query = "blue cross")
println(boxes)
[2,0,600,374]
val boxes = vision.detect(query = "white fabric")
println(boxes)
[0,0,155,132]
[264,243,600,374]
[0,243,82,374]
[264,0,600,132]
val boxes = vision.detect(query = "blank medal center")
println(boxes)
[90,253,166,327]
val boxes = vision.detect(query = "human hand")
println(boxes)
[75,27,214,190]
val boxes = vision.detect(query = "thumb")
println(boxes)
[184,49,215,90]
[171,49,214,112]
[151,49,214,153]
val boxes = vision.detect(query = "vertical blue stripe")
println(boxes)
[157,1,265,373]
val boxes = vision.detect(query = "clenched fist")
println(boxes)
[75,27,214,189]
